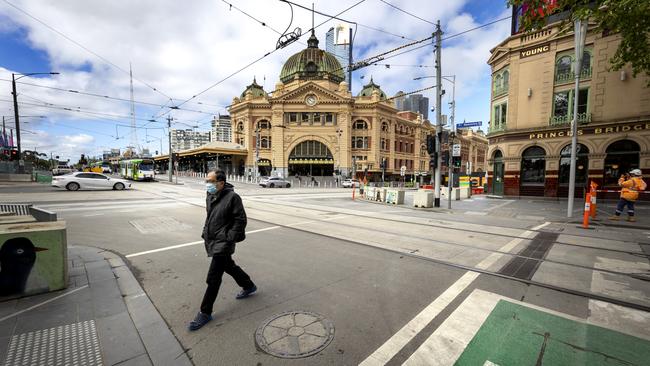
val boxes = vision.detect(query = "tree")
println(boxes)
[508,0,650,84]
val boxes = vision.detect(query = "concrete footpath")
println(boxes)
[0,246,191,366]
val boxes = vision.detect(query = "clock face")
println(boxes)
[305,95,317,106]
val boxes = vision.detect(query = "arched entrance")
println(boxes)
[558,143,589,197]
[520,146,546,196]
[288,140,334,176]
[604,139,640,186]
[492,150,504,195]
[257,158,272,176]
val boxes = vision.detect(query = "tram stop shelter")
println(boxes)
[154,141,248,175]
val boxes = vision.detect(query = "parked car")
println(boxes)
[341,179,360,188]
[52,172,131,191]
[259,176,291,188]
[52,165,74,176]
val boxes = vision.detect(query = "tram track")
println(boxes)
[245,197,650,255]
[139,188,650,313]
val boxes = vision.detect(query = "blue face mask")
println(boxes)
[206,182,217,194]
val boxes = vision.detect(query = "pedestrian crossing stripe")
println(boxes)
[403,289,650,365]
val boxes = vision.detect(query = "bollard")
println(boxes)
[352,182,356,200]
[590,181,598,218]
[583,192,591,229]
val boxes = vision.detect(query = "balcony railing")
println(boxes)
[493,84,509,98]
[487,124,507,135]
[549,112,591,126]
[555,67,592,84]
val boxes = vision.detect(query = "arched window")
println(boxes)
[604,139,640,186]
[502,70,509,88]
[260,136,271,149]
[494,74,503,90]
[493,150,503,160]
[580,51,591,76]
[381,121,389,132]
[559,143,589,185]
[353,120,368,130]
[521,146,546,185]
[237,122,244,132]
[556,55,572,77]
[257,120,271,130]
[305,61,318,75]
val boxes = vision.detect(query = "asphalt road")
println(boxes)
[3,181,650,365]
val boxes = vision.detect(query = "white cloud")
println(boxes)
[0,0,511,160]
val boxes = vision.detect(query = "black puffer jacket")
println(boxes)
[202,183,247,256]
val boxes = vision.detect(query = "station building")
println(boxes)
[486,11,650,198]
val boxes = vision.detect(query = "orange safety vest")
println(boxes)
[619,177,647,201]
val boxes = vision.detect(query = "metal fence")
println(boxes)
[0,203,33,216]
[0,161,34,174]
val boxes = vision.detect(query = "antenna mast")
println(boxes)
[129,63,139,156]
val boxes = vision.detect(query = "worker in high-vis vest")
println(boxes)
[609,169,647,222]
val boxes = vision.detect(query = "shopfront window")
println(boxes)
[604,139,640,186]
[559,143,589,185]
[520,146,546,185]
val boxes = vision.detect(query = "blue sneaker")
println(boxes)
[188,312,212,331]
[236,285,257,299]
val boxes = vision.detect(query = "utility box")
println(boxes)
[385,189,405,205]
[0,221,68,299]
[379,188,388,202]
[365,186,376,201]
[414,190,434,208]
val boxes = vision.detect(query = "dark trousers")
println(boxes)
[615,198,635,216]
[200,255,254,314]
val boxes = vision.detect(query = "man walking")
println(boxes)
[189,170,257,331]
[609,169,647,222]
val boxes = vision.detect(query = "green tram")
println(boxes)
[119,159,155,181]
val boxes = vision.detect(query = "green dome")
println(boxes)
[240,78,267,98]
[358,77,386,98]
[279,32,345,84]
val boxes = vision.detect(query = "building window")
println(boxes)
[313,113,321,124]
[381,138,390,151]
[520,146,546,185]
[555,51,592,84]
[604,139,640,186]
[257,120,271,130]
[551,88,590,125]
[353,120,369,129]
[260,137,271,149]
[301,113,311,125]
[493,68,509,97]
[491,102,507,132]
[381,121,389,132]
[285,113,298,123]
[352,136,369,149]
[559,143,589,185]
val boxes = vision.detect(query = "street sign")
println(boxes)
[452,144,461,157]
[456,121,482,129]
[400,165,406,176]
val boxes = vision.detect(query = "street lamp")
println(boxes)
[336,128,343,180]
[12,72,59,172]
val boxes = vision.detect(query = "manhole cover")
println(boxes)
[255,311,334,359]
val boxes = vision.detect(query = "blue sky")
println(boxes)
[0,0,511,162]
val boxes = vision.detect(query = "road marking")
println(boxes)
[0,285,89,323]
[125,226,280,258]
[359,221,550,366]
[83,213,104,217]
[485,199,515,212]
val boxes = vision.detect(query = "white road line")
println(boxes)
[125,226,280,258]
[0,285,88,323]
[82,213,104,217]
[359,221,550,366]
[485,199,515,211]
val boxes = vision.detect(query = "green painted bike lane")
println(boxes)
[455,300,650,366]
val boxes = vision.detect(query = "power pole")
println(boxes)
[348,27,353,91]
[167,116,173,183]
[11,74,22,172]
[434,21,443,207]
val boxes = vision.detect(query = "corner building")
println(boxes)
[229,32,435,179]
[486,13,650,198]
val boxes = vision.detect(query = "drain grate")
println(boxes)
[3,320,102,366]
[499,232,559,280]
[129,216,191,234]
[255,311,334,359]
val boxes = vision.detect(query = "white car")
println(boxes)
[52,172,131,191]
[259,176,291,188]
[341,179,360,188]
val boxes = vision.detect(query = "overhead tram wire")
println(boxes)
[2,0,176,104]
[157,0,367,119]
[377,0,435,26]
[0,79,221,116]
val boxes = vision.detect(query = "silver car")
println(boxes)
[52,172,131,191]
[259,176,291,188]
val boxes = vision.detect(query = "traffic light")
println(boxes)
[426,135,436,155]
[452,156,462,168]
[429,152,438,169]
[441,151,449,166]
[9,149,17,161]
